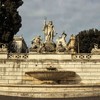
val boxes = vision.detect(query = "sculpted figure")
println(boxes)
[91,44,100,54]
[0,44,7,52]
[31,36,42,49]
[94,44,98,49]
[67,34,76,53]
[43,20,55,42]
[2,44,7,49]
[56,32,67,52]
[56,32,67,48]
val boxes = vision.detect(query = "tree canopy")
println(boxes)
[75,29,100,53]
[0,0,23,44]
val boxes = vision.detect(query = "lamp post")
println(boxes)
[77,35,80,53]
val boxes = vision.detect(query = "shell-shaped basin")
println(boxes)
[25,71,75,81]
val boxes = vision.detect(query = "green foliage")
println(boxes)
[75,29,100,53]
[0,0,23,44]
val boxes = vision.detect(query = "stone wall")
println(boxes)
[0,53,100,85]
[0,85,100,98]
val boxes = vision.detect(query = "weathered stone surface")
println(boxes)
[0,53,100,98]
[0,85,100,98]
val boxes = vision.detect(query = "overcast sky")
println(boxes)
[18,0,100,46]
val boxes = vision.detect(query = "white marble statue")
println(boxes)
[56,32,67,48]
[91,44,100,54]
[31,36,42,48]
[94,44,98,49]
[43,20,55,42]
[0,44,7,52]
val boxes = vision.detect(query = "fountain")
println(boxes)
[25,66,76,84]
[26,20,76,84]
[0,19,100,99]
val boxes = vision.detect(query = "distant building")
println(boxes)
[10,35,28,53]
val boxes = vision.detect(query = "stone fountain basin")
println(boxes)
[25,71,75,81]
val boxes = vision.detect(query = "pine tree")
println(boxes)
[0,0,23,45]
[75,29,100,53]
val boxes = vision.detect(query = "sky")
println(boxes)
[18,0,100,46]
